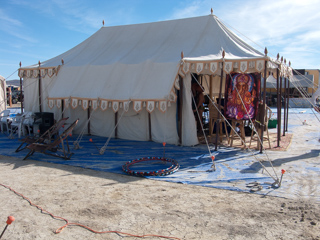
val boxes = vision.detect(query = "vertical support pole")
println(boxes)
[276,59,281,147]
[209,75,213,136]
[215,53,224,151]
[279,57,283,138]
[19,62,24,113]
[87,100,91,135]
[38,61,42,113]
[286,79,290,131]
[0,79,5,109]
[286,62,291,132]
[260,54,268,153]
[283,75,287,136]
[178,75,183,145]
[61,99,64,118]
[115,111,118,138]
[148,112,152,141]
[178,51,184,145]
[8,87,12,107]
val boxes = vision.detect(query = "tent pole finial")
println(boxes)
[289,61,291,67]
[222,50,225,58]
[281,56,283,63]
[284,58,286,65]
[38,60,41,67]
[61,58,64,65]
[19,61,21,68]
[211,8,213,15]
[102,20,105,26]
[277,53,280,61]
[264,47,268,56]
[181,51,184,59]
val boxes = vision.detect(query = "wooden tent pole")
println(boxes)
[260,51,268,153]
[286,79,290,131]
[178,75,183,145]
[148,112,152,141]
[283,76,287,136]
[19,62,24,113]
[276,56,281,147]
[215,52,224,151]
[209,75,213,136]
[286,61,291,132]
[61,99,64,118]
[8,87,12,107]
[279,57,283,138]
[178,51,184,145]
[115,112,118,138]
[38,61,42,113]
[87,101,91,135]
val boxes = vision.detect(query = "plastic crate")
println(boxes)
[268,119,277,128]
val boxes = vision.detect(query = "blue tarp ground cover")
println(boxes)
[0,132,274,194]
[0,107,319,200]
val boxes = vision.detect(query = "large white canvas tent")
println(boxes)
[19,13,292,146]
[0,75,6,113]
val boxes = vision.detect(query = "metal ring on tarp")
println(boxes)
[122,157,180,177]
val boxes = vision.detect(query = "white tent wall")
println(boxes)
[118,107,149,142]
[23,75,53,113]
[150,103,179,144]
[41,76,55,113]
[23,77,39,112]
[181,74,198,146]
[0,76,6,112]
[90,109,116,138]
[63,107,89,135]
[68,102,181,145]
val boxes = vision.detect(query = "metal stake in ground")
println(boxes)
[162,142,166,158]
[0,216,15,239]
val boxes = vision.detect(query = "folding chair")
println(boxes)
[8,113,24,138]
[16,117,69,152]
[208,102,229,143]
[23,119,78,160]
[249,106,272,149]
[228,119,246,147]
[0,110,11,134]
[21,112,34,136]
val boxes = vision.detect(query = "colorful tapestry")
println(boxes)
[225,72,261,120]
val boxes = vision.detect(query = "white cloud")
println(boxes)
[0,7,37,44]
[7,0,104,34]
[169,0,320,69]
[0,9,22,26]
[51,0,103,31]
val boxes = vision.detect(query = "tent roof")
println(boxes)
[21,14,270,103]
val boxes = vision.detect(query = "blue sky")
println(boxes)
[1,0,320,80]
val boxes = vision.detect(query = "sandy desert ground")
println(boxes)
[0,154,319,240]
[0,107,319,239]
